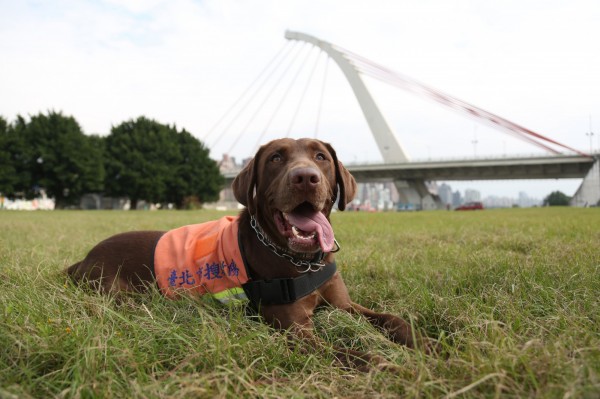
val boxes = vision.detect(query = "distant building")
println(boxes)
[219,154,239,173]
[518,191,527,207]
[452,190,462,208]
[217,154,242,207]
[464,189,481,202]
[355,182,396,211]
[517,191,541,207]
[483,196,513,208]
[438,183,453,205]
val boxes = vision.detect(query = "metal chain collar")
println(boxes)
[250,215,339,273]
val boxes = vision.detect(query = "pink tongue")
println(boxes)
[286,210,335,252]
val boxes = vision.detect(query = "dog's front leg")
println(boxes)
[321,273,428,350]
[259,296,387,371]
[347,302,415,347]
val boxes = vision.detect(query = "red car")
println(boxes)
[455,201,484,211]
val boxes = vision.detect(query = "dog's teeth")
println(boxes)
[292,226,316,239]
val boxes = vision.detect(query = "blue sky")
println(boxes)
[2,0,599,198]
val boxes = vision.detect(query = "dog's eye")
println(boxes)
[270,153,282,163]
[315,153,327,161]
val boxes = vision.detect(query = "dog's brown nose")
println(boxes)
[290,167,321,191]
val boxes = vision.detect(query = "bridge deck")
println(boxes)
[346,154,596,181]
[222,154,597,184]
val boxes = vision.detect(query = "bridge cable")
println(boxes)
[285,49,323,138]
[203,41,291,145]
[210,41,296,148]
[346,49,563,154]
[354,59,562,154]
[314,54,329,139]
[357,62,563,154]
[253,44,315,148]
[224,43,307,156]
[340,45,590,157]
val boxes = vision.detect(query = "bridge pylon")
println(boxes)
[285,30,441,209]
[571,157,600,207]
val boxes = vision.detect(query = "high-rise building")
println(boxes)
[438,183,453,205]
[452,190,462,208]
[464,189,481,202]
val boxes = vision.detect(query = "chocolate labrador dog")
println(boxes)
[67,138,425,370]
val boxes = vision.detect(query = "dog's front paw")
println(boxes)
[418,336,443,356]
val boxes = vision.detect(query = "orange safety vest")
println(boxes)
[154,216,249,302]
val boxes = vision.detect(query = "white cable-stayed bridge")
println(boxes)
[208,31,599,208]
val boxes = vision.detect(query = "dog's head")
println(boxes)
[232,138,356,255]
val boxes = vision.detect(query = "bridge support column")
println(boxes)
[570,158,600,207]
[394,179,443,210]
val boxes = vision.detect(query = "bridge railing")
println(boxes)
[345,152,597,166]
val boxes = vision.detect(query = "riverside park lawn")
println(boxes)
[0,208,599,398]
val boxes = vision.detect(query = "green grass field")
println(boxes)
[1,208,599,398]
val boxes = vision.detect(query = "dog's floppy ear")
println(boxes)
[232,152,260,215]
[324,143,357,211]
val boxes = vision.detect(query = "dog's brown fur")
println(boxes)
[67,138,424,370]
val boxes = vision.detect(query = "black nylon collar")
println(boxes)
[241,261,337,306]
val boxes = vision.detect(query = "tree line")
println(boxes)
[0,111,224,209]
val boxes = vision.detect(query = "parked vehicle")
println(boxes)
[455,201,484,211]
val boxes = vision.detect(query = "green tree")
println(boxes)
[104,117,223,210]
[104,117,181,210]
[0,116,16,195]
[543,190,571,206]
[8,112,105,208]
[0,116,32,197]
[165,129,224,208]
